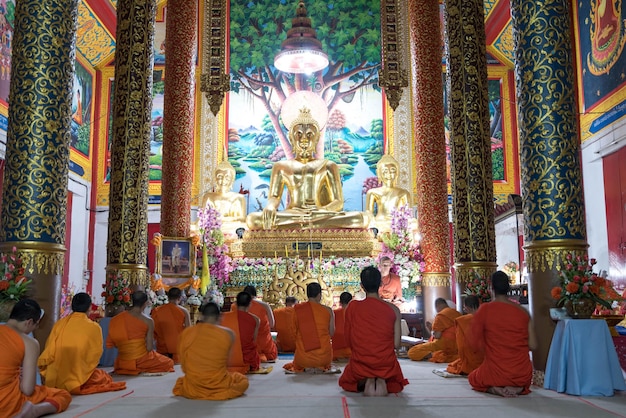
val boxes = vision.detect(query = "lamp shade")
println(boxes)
[274,1,329,74]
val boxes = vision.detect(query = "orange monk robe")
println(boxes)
[379,272,402,301]
[446,314,483,375]
[468,302,533,394]
[339,298,408,393]
[106,311,174,375]
[407,307,461,362]
[248,300,278,362]
[151,303,187,363]
[284,302,333,372]
[173,322,249,400]
[38,312,126,395]
[332,307,351,360]
[0,325,72,416]
[221,310,260,373]
[273,307,297,353]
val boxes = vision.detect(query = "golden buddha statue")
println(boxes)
[202,161,247,236]
[365,154,417,234]
[246,107,369,230]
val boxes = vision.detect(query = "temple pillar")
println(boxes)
[408,0,451,326]
[106,0,157,288]
[0,0,78,344]
[444,0,498,302]
[160,0,198,237]
[511,0,587,375]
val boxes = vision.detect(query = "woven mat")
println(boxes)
[432,368,466,378]
[249,366,273,374]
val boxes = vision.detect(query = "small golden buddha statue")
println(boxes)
[246,107,369,230]
[365,154,417,235]
[202,161,247,236]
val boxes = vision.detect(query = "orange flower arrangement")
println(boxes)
[551,253,612,310]
[0,247,31,302]
[101,272,132,306]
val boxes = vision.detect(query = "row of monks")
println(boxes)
[0,268,536,416]
[203,107,417,237]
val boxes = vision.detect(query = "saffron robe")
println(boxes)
[273,307,297,353]
[106,311,175,375]
[248,300,278,362]
[338,298,408,393]
[221,310,260,373]
[173,322,249,400]
[408,307,461,362]
[152,303,187,363]
[379,273,402,301]
[38,312,126,394]
[284,301,333,372]
[332,307,351,360]
[446,313,484,375]
[0,325,71,416]
[468,302,533,394]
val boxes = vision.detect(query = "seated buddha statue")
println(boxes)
[246,107,369,230]
[202,161,247,237]
[365,154,417,235]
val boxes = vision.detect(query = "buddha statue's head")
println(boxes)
[289,107,320,161]
[215,161,236,190]
[376,154,399,186]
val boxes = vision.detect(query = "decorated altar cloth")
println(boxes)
[613,336,626,372]
[545,319,626,396]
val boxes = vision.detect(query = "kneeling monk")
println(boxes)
[39,293,126,394]
[408,298,461,362]
[339,267,408,395]
[106,291,175,375]
[173,302,249,400]
[1,299,71,417]
[284,283,335,373]
[221,291,261,373]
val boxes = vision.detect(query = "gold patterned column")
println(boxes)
[160,0,198,237]
[444,0,497,302]
[106,0,157,288]
[511,0,586,374]
[408,0,451,325]
[0,0,78,344]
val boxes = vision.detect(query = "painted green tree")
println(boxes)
[229,0,381,159]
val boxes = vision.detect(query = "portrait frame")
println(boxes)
[155,236,197,282]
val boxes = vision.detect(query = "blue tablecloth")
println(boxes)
[545,319,626,396]
[98,317,118,367]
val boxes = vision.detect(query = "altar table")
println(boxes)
[544,319,626,396]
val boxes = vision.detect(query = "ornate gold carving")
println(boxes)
[421,272,452,287]
[265,262,333,308]
[107,263,150,288]
[1,0,78,244]
[379,0,408,110]
[445,0,496,266]
[0,242,66,276]
[454,261,498,285]
[201,0,230,116]
[524,239,588,273]
[240,229,379,258]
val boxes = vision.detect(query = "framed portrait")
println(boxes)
[156,237,197,279]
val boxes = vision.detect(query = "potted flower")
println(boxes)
[464,272,492,304]
[551,253,612,319]
[101,272,132,316]
[0,247,32,321]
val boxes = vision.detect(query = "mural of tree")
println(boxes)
[229,0,381,159]
[326,108,346,153]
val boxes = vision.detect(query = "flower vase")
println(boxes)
[105,304,126,318]
[564,298,595,319]
[189,305,199,323]
[0,300,17,322]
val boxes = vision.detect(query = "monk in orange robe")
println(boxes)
[39,293,126,394]
[273,296,298,353]
[408,298,461,362]
[378,256,404,304]
[1,299,71,417]
[221,291,261,373]
[151,287,191,363]
[242,285,278,362]
[284,283,335,373]
[339,266,408,395]
[332,292,352,361]
[106,291,175,375]
[446,295,484,375]
[469,271,537,397]
[173,302,249,400]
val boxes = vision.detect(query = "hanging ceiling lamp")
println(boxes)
[274,1,329,74]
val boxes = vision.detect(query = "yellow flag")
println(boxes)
[200,245,210,295]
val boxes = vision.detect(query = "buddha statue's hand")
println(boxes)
[262,206,277,230]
